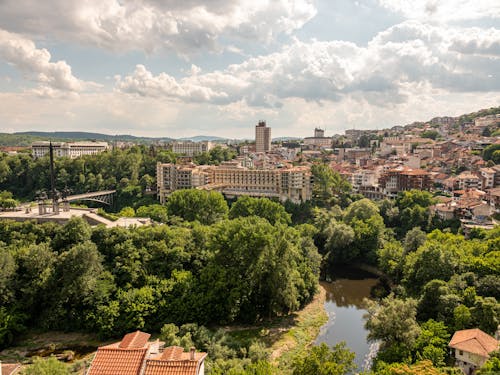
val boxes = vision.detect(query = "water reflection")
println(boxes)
[316,274,379,373]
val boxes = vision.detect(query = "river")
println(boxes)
[315,268,380,373]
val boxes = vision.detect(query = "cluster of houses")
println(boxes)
[1,328,498,374]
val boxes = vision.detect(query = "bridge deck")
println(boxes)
[66,190,116,201]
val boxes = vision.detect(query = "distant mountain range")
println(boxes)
[178,135,229,142]
[14,131,174,142]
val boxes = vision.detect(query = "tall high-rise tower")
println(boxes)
[255,120,271,153]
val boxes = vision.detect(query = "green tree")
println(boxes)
[471,296,500,334]
[364,294,420,349]
[453,304,472,331]
[377,241,404,281]
[52,217,92,251]
[0,307,26,349]
[292,342,356,375]
[478,351,500,375]
[324,221,355,265]
[0,249,16,305]
[403,227,427,253]
[483,144,500,161]
[311,164,351,207]
[166,189,229,225]
[199,217,319,323]
[413,320,450,367]
[136,204,168,222]
[229,196,291,225]
[24,356,69,375]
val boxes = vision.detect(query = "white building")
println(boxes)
[32,141,109,159]
[171,141,213,156]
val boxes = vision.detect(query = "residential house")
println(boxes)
[87,331,207,375]
[449,328,499,375]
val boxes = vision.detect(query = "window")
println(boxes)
[459,350,463,356]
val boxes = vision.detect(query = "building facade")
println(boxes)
[378,167,433,197]
[255,121,271,152]
[171,141,213,156]
[32,141,109,159]
[156,162,312,204]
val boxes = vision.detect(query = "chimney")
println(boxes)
[190,347,195,360]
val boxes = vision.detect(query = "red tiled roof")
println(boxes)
[1,363,21,375]
[160,346,185,360]
[120,331,151,349]
[87,331,151,375]
[144,347,207,375]
[87,348,148,375]
[144,360,199,375]
[449,329,499,358]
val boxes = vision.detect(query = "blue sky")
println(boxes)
[0,0,499,138]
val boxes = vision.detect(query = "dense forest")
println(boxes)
[0,146,236,209]
[0,147,499,374]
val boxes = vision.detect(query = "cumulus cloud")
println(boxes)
[0,29,97,97]
[377,0,500,22]
[116,21,500,107]
[0,0,316,55]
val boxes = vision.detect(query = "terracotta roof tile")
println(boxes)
[160,346,185,360]
[449,329,499,358]
[120,330,151,349]
[1,363,21,375]
[144,360,199,375]
[87,331,151,375]
[87,348,148,375]
[144,347,207,375]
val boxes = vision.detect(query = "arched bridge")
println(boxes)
[65,190,116,206]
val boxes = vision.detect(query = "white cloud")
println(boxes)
[0,0,317,55]
[0,29,97,96]
[377,0,500,22]
[116,21,500,107]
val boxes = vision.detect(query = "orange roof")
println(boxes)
[120,331,151,349]
[88,331,151,375]
[144,347,207,375]
[144,360,199,375]
[449,329,499,358]
[1,363,21,375]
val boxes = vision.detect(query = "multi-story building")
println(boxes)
[303,128,332,148]
[479,168,496,189]
[156,163,211,201]
[255,121,271,152]
[349,169,378,193]
[379,166,433,197]
[156,162,312,204]
[171,141,213,156]
[457,172,481,190]
[32,141,109,159]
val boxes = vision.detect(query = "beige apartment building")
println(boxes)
[157,162,312,204]
[32,141,109,159]
[171,141,213,156]
[255,121,271,152]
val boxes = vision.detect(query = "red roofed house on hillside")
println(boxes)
[87,331,156,375]
[449,328,499,375]
[87,331,207,375]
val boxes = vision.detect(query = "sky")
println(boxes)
[0,0,499,139]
